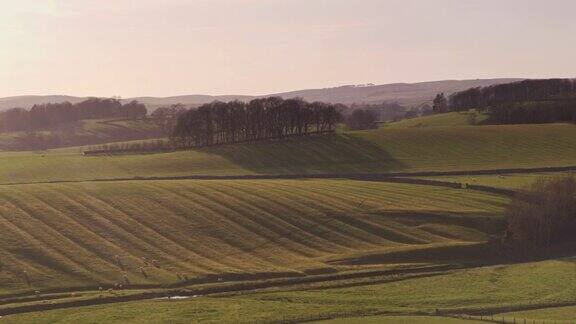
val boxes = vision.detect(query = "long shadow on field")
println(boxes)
[199,133,406,174]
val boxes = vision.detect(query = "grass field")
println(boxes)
[318,316,486,323]
[497,305,576,321]
[0,123,575,184]
[384,111,488,128]
[4,257,575,323]
[0,119,160,151]
[0,118,574,322]
[416,172,573,190]
[0,179,506,294]
[77,119,160,142]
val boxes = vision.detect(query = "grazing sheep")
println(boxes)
[114,255,124,270]
[22,270,30,286]
[139,266,147,278]
[122,272,130,286]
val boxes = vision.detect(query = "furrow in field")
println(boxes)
[148,184,290,271]
[51,188,203,275]
[209,181,363,253]
[194,183,331,258]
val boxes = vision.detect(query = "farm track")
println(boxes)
[0,164,571,190]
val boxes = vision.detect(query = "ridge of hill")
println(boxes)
[0,78,522,111]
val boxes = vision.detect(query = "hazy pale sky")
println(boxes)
[1,0,575,97]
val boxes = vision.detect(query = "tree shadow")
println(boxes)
[197,133,406,175]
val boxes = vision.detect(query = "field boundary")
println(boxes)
[1,165,574,188]
[444,313,575,324]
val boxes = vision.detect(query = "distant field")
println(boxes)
[416,172,573,190]
[384,111,488,128]
[0,119,161,151]
[0,123,575,184]
[78,119,160,141]
[0,179,505,294]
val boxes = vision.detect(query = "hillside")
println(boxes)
[0,96,87,111]
[0,78,521,111]
[383,111,489,128]
[0,122,574,184]
[269,78,521,106]
[0,118,574,323]
[0,119,161,151]
[0,179,505,294]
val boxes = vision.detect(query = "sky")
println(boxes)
[0,0,575,98]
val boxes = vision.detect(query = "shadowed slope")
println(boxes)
[1,123,576,184]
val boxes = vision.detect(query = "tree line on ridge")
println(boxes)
[433,79,576,124]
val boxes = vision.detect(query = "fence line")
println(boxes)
[445,313,575,324]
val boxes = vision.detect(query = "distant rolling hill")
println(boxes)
[267,78,522,106]
[0,78,521,111]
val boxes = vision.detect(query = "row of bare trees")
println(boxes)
[170,97,342,148]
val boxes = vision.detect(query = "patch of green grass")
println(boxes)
[385,111,488,128]
[78,119,160,140]
[497,305,576,321]
[317,315,485,323]
[417,172,573,190]
[233,258,576,316]
[0,296,368,324]
[0,119,160,151]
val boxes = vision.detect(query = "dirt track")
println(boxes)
[2,164,573,190]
